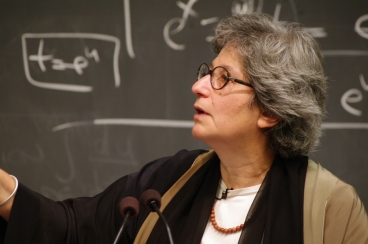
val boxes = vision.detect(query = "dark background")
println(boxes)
[1,0,367,207]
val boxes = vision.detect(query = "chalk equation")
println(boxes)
[341,74,368,117]
[337,14,368,117]
[22,33,121,92]
[355,14,368,39]
[163,0,327,50]
[29,39,100,75]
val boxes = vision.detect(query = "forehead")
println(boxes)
[212,45,245,78]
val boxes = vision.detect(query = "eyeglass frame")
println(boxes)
[196,63,253,90]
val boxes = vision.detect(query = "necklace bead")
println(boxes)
[210,204,244,234]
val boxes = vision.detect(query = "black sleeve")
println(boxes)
[1,175,128,244]
[0,149,205,244]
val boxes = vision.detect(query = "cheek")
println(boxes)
[214,96,246,121]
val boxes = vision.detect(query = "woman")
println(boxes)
[0,13,367,244]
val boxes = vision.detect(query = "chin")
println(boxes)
[192,127,213,145]
[191,126,204,140]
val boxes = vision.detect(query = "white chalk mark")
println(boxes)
[51,59,68,70]
[22,33,121,92]
[94,118,194,128]
[178,0,198,29]
[51,56,89,75]
[288,0,299,22]
[305,27,327,38]
[322,123,368,130]
[52,121,93,132]
[355,14,368,39]
[201,17,219,42]
[52,118,368,132]
[73,56,89,75]
[232,0,254,15]
[322,50,368,56]
[177,1,198,17]
[231,0,264,14]
[28,39,53,72]
[163,0,198,50]
[52,118,193,132]
[163,18,186,50]
[359,74,368,91]
[124,0,135,58]
[273,3,281,21]
[200,17,219,26]
[169,0,198,36]
[84,47,100,62]
[205,36,214,42]
[256,0,264,12]
[341,88,362,116]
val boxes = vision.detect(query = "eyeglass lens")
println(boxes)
[197,64,209,80]
[197,64,229,89]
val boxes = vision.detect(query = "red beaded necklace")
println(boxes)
[210,204,244,234]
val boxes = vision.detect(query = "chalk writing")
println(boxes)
[341,74,368,116]
[51,56,89,75]
[84,47,100,62]
[355,14,368,39]
[28,39,52,72]
[123,0,135,58]
[29,39,100,75]
[338,14,368,117]
[231,0,263,15]
[22,33,121,92]
[164,0,326,50]
[52,118,194,132]
[50,117,368,132]
[163,0,198,50]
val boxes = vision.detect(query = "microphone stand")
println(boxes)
[149,201,174,244]
[113,210,132,244]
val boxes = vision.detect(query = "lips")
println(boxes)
[194,105,208,115]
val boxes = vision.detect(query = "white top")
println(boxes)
[201,180,260,244]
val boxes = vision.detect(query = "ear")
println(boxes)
[257,111,279,129]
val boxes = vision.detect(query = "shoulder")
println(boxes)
[123,149,209,196]
[303,160,368,244]
[133,149,208,180]
[304,159,362,205]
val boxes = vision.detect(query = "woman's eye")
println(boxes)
[219,75,228,82]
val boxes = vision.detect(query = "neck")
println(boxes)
[216,145,275,189]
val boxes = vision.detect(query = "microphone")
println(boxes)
[140,189,174,244]
[113,196,140,244]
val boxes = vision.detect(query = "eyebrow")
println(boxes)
[211,62,236,75]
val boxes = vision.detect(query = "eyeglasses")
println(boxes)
[196,63,253,90]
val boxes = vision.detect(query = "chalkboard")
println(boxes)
[1,0,367,208]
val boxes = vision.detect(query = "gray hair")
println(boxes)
[212,13,327,158]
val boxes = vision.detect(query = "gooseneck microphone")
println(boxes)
[113,196,140,244]
[140,189,175,244]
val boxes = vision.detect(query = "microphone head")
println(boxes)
[119,196,139,219]
[140,189,162,212]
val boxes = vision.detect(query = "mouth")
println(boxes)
[194,105,207,115]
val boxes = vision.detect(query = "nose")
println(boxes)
[192,74,211,97]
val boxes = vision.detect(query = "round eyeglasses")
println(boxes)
[197,63,253,90]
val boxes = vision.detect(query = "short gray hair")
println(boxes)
[212,13,327,158]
